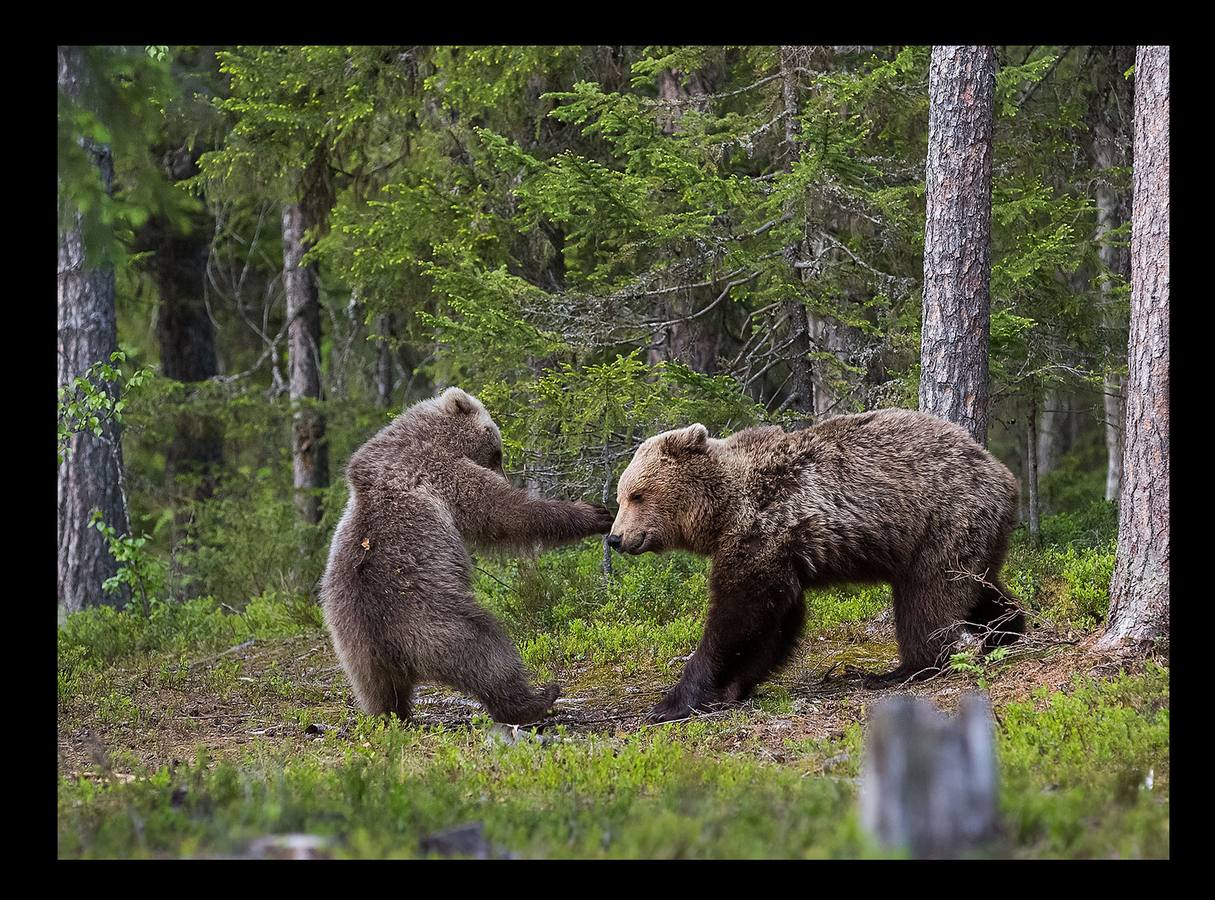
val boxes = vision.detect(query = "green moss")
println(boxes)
[58,528,1167,860]
[998,663,1169,858]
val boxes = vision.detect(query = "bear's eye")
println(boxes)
[630,492,643,504]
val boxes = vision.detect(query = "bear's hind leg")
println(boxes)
[965,578,1026,650]
[346,656,414,722]
[864,580,956,688]
[419,604,559,725]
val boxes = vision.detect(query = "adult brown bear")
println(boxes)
[608,409,1024,723]
[321,387,613,724]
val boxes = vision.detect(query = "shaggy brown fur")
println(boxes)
[609,409,1025,723]
[321,387,614,724]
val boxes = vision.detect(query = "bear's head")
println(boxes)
[416,387,506,478]
[610,423,724,555]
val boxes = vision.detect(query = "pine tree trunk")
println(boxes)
[57,45,129,613]
[282,201,328,525]
[1027,388,1041,544]
[1092,46,1135,503]
[778,45,817,418]
[919,46,996,446]
[1036,387,1065,477]
[1098,46,1169,652]
[144,147,222,509]
[646,68,721,374]
[375,312,395,409]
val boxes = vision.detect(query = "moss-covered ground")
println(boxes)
[58,503,1168,859]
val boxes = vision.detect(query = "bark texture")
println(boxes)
[777,45,817,418]
[1099,46,1169,651]
[1092,46,1136,502]
[919,46,996,447]
[282,191,329,525]
[57,45,129,612]
[375,312,395,409]
[646,68,722,374]
[1026,388,1040,543]
[142,146,222,506]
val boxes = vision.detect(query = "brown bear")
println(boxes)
[608,409,1025,723]
[321,387,614,724]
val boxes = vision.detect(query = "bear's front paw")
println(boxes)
[579,502,616,535]
[645,693,695,724]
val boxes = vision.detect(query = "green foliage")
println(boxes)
[998,664,1169,857]
[58,46,198,266]
[949,645,1011,690]
[58,592,320,693]
[89,511,166,614]
[1039,433,1111,518]
[803,584,890,633]
[474,545,709,674]
[1007,507,1116,632]
[57,351,153,463]
[1038,500,1118,549]
[171,470,324,604]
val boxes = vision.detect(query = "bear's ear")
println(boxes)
[440,386,476,415]
[662,423,709,456]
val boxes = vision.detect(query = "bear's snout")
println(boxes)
[607,534,623,550]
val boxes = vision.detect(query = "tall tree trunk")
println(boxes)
[1092,46,1135,503]
[1099,46,1169,652]
[1036,386,1066,477]
[145,146,222,511]
[918,46,996,446]
[1026,387,1041,544]
[777,46,817,418]
[375,312,395,409]
[57,46,129,613]
[282,194,329,526]
[646,68,721,374]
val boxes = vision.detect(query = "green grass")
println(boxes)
[1006,499,1119,633]
[58,506,1168,859]
[58,719,874,859]
[999,663,1169,858]
[56,660,1170,859]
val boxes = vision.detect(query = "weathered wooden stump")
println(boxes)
[860,693,998,858]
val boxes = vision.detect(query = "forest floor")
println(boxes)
[57,587,1170,859]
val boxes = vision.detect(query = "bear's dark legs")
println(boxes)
[723,599,806,703]
[966,578,1025,650]
[865,580,958,687]
[347,658,414,721]
[866,572,1025,689]
[648,568,801,723]
[421,604,559,725]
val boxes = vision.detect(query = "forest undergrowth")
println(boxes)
[58,499,1168,859]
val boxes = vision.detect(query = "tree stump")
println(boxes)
[860,694,998,858]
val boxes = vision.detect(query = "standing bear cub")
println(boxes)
[322,387,613,724]
[609,409,1025,723]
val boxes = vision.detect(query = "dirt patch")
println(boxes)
[58,628,1152,779]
